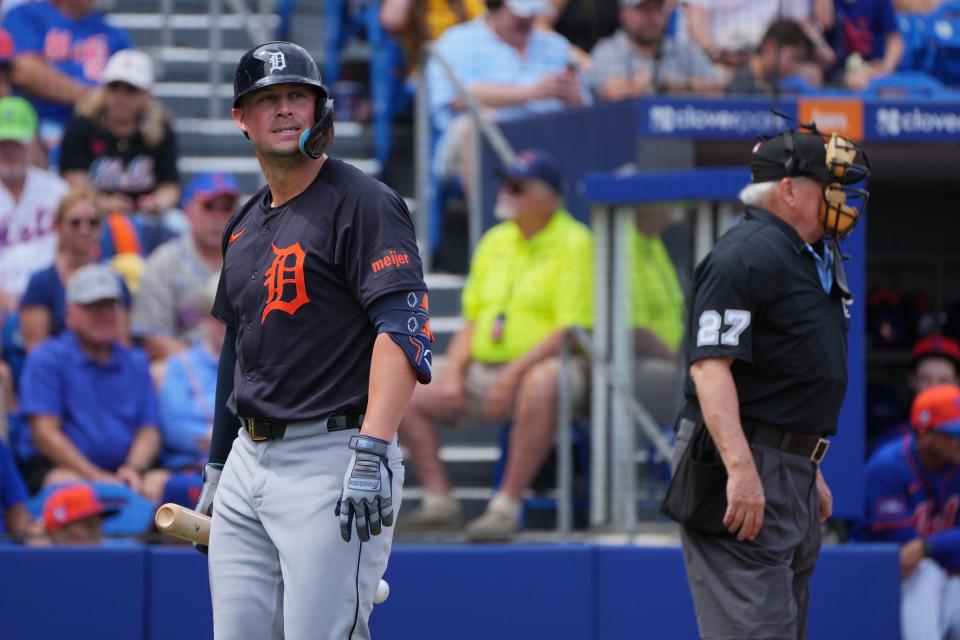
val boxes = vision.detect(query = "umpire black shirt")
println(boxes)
[212,158,427,423]
[682,206,849,436]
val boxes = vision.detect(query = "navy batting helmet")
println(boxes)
[233,41,333,159]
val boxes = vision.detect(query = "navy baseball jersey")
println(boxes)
[683,206,849,436]
[861,435,960,570]
[211,158,427,422]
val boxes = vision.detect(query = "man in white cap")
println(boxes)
[19,263,160,494]
[426,0,587,193]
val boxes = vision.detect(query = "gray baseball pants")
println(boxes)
[209,423,404,640]
[673,418,822,640]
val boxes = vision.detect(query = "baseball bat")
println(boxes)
[154,503,390,604]
[155,503,210,546]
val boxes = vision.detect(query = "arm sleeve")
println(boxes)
[19,270,51,309]
[2,7,43,53]
[878,0,898,35]
[588,39,627,95]
[18,343,63,418]
[208,325,237,466]
[338,182,427,308]
[134,351,160,427]
[926,529,960,572]
[860,453,918,544]
[686,248,765,365]
[131,254,176,336]
[553,233,594,329]
[58,116,93,173]
[154,122,180,185]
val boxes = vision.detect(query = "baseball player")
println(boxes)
[859,383,960,640]
[195,42,432,640]
[662,126,870,638]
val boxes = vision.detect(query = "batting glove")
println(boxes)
[337,435,394,543]
[194,463,222,555]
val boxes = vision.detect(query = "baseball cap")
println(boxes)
[911,334,960,368]
[183,172,241,205]
[503,0,551,18]
[750,132,831,184]
[66,264,123,305]
[42,484,120,533]
[102,49,155,91]
[0,28,14,65]
[0,96,37,144]
[911,384,960,436]
[498,149,564,193]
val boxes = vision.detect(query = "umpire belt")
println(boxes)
[240,413,363,442]
[745,422,830,464]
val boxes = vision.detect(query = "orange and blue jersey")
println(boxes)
[859,435,960,571]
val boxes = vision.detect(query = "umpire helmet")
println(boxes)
[233,41,334,159]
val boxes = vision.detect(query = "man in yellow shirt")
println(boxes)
[398,150,593,541]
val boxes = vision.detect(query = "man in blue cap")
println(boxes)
[131,172,241,360]
[398,149,594,541]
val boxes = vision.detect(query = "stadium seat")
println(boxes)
[492,421,591,528]
[923,1,960,84]
[863,71,952,96]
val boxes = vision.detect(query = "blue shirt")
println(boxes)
[829,0,898,62]
[19,331,158,471]
[857,435,960,572]
[2,2,132,125]
[0,438,28,535]
[426,17,580,167]
[157,341,216,470]
[19,265,133,336]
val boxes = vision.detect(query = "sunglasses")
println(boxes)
[202,199,237,213]
[66,217,101,229]
[106,81,144,94]
[503,181,527,195]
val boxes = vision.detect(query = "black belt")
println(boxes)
[682,406,830,464]
[241,413,363,442]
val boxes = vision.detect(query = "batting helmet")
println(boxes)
[233,41,333,159]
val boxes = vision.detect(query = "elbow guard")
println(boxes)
[369,290,434,384]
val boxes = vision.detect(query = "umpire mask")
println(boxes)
[819,133,870,240]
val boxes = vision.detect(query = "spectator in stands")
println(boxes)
[629,204,687,425]
[380,0,486,75]
[683,0,834,78]
[42,483,117,545]
[824,0,903,90]
[0,27,14,97]
[859,384,960,640]
[870,334,960,452]
[590,0,721,100]
[19,187,130,352]
[141,276,223,503]
[18,264,159,494]
[727,19,822,94]
[0,436,38,541]
[0,96,68,313]
[131,173,239,361]
[1,0,132,162]
[60,49,180,258]
[398,150,593,541]
[426,0,587,193]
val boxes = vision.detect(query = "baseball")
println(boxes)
[374,579,390,604]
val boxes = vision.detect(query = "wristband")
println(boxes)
[922,538,933,557]
[349,434,389,458]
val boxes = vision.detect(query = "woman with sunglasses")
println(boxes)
[59,49,180,258]
[19,187,130,352]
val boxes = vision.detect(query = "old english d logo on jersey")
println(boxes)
[370,248,412,279]
[261,243,309,323]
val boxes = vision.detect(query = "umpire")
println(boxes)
[663,128,870,639]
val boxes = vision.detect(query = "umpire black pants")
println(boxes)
[675,419,822,640]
